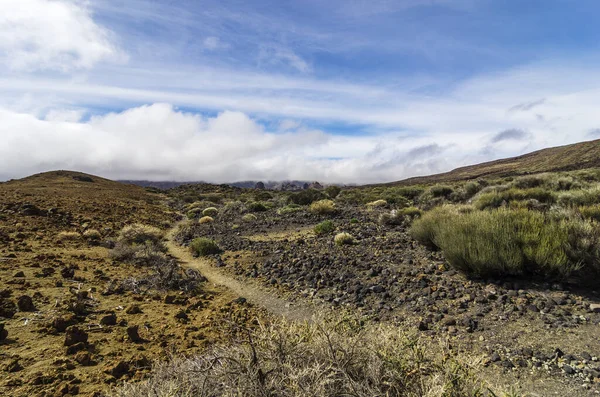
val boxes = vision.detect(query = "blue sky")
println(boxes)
[1,0,600,182]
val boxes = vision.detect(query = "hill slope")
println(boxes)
[386,138,600,186]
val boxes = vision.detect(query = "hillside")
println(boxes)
[386,138,600,186]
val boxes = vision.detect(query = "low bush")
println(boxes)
[56,231,81,241]
[118,224,164,246]
[309,199,336,215]
[334,232,356,246]
[190,238,221,257]
[381,207,423,225]
[325,185,342,198]
[82,229,101,241]
[247,202,268,212]
[115,317,487,397]
[242,214,258,222]
[557,186,600,207]
[202,207,218,217]
[474,188,555,209]
[366,199,388,209]
[277,204,302,215]
[314,220,335,235]
[428,185,454,198]
[288,189,326,205]
[198,216,214,224]
[463,181,481,198]
[411,206,600,278]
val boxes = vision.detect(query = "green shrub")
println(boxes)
[190,238,221,257]
[186,209,201,219]
[202,207,218,217]
[325,185,342,198]
[242,213,257,222]
[557,186,600,206]
[350,218,359,224]
[309,199,337,215]
[379,208,422,226]
[428,185,454,198]
[475,188,555,209]
[254,191,273,201]
[247,201,268,212]
[314,220,335,235]
[288,189,326,205]
[510,174,549,189]
[463,181,481,198]
[411,206,600,278]
[334,232,356,246]
[277,204,302,215]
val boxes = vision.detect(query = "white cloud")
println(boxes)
[0,0,123,71]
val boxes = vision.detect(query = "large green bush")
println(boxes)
[474,188,555,209]
[411,206,600,279]
[314,220,335,235]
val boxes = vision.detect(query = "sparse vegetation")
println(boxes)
[276,204,302,215]
[56,231,81,241]
[314,220,335,235]
[325,185,341,198]
[309,199,336,215]
[334,232,356,246]
[190,237,221,257]
[366,199,388,208]
[115,317,486,397]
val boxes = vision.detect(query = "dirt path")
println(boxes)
[166,224,315,322]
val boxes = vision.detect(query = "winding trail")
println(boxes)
[166,223,314,322]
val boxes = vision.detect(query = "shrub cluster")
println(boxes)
[411,206,600,279]
[334,232,356,246]
[288,189,326,205]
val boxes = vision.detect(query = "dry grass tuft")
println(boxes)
[334,232,356,246]
[56,231,81,242]
[309,199,336,215]
[114,317,490,397]
[198,216,214,224]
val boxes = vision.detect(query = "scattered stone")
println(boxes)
[75,351,93,366]
[125,305,142,315]
[64,326,88,346]
[174,310,189,321]
[490,352,501,362]
[105,360,130,379]
[590,303,600,313]
[0,323,7,341]
[100,313,117,326]
[13,271,24,278]
[52,315,77,333]
[417,321,428,331]
[66,342,87,355]
[17,295,35,312]
[4,358,23,372]
[127,325,143,343]
[563,365,575,375]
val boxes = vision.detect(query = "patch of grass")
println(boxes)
[579,205,600,222]
[350,218,359,224]
[334,232,356,246]
[411,206,600,278]
[557,186,600,206]
[198,216,214,224]
[309,199,336,215]
[190,238,221,257]
[115,316,489,397]
[56,231,81,241]
[314,220,335,235]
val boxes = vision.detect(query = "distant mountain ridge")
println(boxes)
[382,138,600,186]
[119,179,332,191]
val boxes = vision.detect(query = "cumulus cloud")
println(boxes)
[0,0,123,71]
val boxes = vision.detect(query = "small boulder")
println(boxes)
[0,323,7,341]
[17,295,35,312]
[126,325,143,343]
[590,303,600,313]
[64,326,88,346]
[125,305,142,315]
[100,313,117,326]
